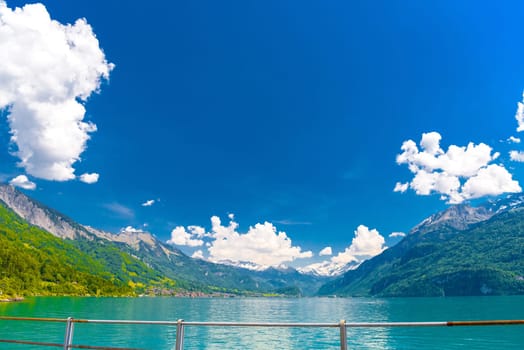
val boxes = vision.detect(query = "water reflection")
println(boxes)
[176,298,392,349]
[1,296,524,349]
[183,326,295,350]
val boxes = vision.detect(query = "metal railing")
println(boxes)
[1,316,524,350]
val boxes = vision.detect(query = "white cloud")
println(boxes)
[168,215,312,269]
[167,226,204,247]
[319,246,332,256]
[396,132,520,203]
[515,91,524,132]
[410,169,461,200]
[508,136,521,144]
[419,131,442,155]
[188,225,206,238]
[461,164,521,199]
[393,182,409,193]
[206,216,313,268]
[299,225,387,276]
[509,93,524,163]
[142,199,155,207]
[0,2,113,181]
[331,225,386,264]
[79,172,99,184]
[9,174,36,190]
[191,250,204,259]
[389,231,406,238]
[168,217,398,272]
[121,226,143,234]
[510,150,524,162]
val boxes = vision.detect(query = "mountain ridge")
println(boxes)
[0,184,93,240]
[0,200,174,297]
[6,183,522,298]
[0,184,329,296]
[318,194,524,297]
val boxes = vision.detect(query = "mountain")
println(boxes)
[86,225,328,296]
[0,184,94,240]
[0,184,328,296]
[297,260,359,277]
[0,200,176,298]
[410,203,493,235]
[246,266,329,296]
[83,224,328,296]
[318,194,524,297]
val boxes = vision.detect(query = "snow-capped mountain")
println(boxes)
[298,260,359,277]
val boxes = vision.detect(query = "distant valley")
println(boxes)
[1,184,524,299]
[0,184,329,298]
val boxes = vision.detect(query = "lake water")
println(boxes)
[1,296,523,349]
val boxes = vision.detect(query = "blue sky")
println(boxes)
[2,0,524,273]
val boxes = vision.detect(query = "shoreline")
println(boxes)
[0,297,24,302]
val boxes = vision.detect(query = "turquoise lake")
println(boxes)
[1,296,523,349]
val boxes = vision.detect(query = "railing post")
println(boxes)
[175,319,185,350]
[339,319,347,350]
[63,317,74,350]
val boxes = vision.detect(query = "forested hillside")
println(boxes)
[319,204,524,297]
[0,184,330,298]
[0,202,175,298]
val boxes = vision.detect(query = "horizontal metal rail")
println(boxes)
[4,316,523,327]
[0,338,65,348]
[1,316,524,350]
[0,339,143,350]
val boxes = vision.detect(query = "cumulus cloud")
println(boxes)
[395,131,520,203]
[319,246,332,256]
[0,2,113,181]
[331,225,386,264]
[510,150,524,162]
[510,93,524,162]
[79,172,99,184]
[120,226,143,234]
[9,174,36,190]
[206,216,313,268]
[515,91,524,132]
[508,136,521,144]
[389,231,406,238]
[461,164,521,198]
[166,215,313,269]
[191,250,204,259]
[299,225,387,276]
[142,199,155,207]
[187,225,206,237]
[393,182,409,193]
[167,226,204,247]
